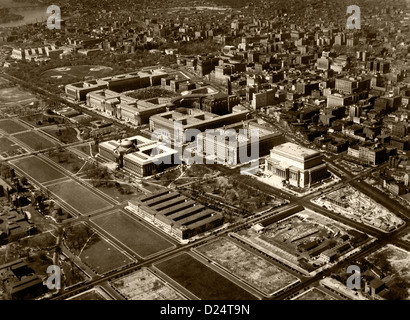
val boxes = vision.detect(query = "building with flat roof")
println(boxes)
[99,135,179,177]
[0,259,45,300]
[86,90,170,125]
[264,142,328,187]
[127,190,224,240]
[65,69,168,101]
[196,120,285,165]
[86,89,121,116]
[149,109,250,142]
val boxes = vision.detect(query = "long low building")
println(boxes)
[85,89,170,124]
[149,108,250,142]
[65,69,168,101]
[127,190,224,240]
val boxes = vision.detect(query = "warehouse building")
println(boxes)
[127,190,224,240]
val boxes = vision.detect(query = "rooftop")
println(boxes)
[272,142,319,159]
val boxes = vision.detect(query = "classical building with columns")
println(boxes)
[264,142,328,188]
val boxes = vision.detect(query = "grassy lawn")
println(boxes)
[68,289,107,300]
[173,164,286,213]
[47,180,111,215]
[295,288,336,300]
[148,168,182,187]
[0,119,28,134]
[154,253,257,300]
[41,126,80,144]
[45,149,87,174]
[20,113,62,128]
[64,223,133,274]
[0,137,20,153]
[195,238,299,295]
[11,156,66,183]
[41,65,113,85]
[80,237,132,274]
[73,144,99,157]
[13,131,58,151]
[0,87,36,103]
[91,211,174,258]
[92,183,142,203]
[0,137,27,157]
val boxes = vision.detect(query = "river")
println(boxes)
[0,0,48,28]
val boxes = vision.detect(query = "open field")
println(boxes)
[47,180,112,215]
[13,131,58,151]
[111,268,185,300]
[0,119,29,134]
[11,156,66,183]
[20,113,63,128]
[77,236,132,274]
[73,144,99,157]
[41,126,80,144]
[45,149,88,174]
[91,211,174,258]
[195,238,299,295]
[154,253,257,300]
[92,183,142,203]
[0,136,27,158]
[42,65,113,84]
[0,87,37,104]
[64,223,133,274]
[293,287,336,300]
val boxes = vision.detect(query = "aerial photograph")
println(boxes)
[0,0,410,309]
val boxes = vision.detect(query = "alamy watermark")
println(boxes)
[47,5,61,30]
[346,5,361,30]
[46,265,61,290]
[346,265,361,289]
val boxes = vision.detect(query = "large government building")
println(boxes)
[99,135,178,177]
[196,120,285,166]
[264,142,328,188]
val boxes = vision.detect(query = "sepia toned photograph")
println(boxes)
[0,0,409,312]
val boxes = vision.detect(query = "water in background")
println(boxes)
[0,0,48,28]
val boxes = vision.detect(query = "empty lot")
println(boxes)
[92,211,174,258]
[47,180,112,215]
[154,253,257,300]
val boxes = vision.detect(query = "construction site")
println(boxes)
[313,186,405,232]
